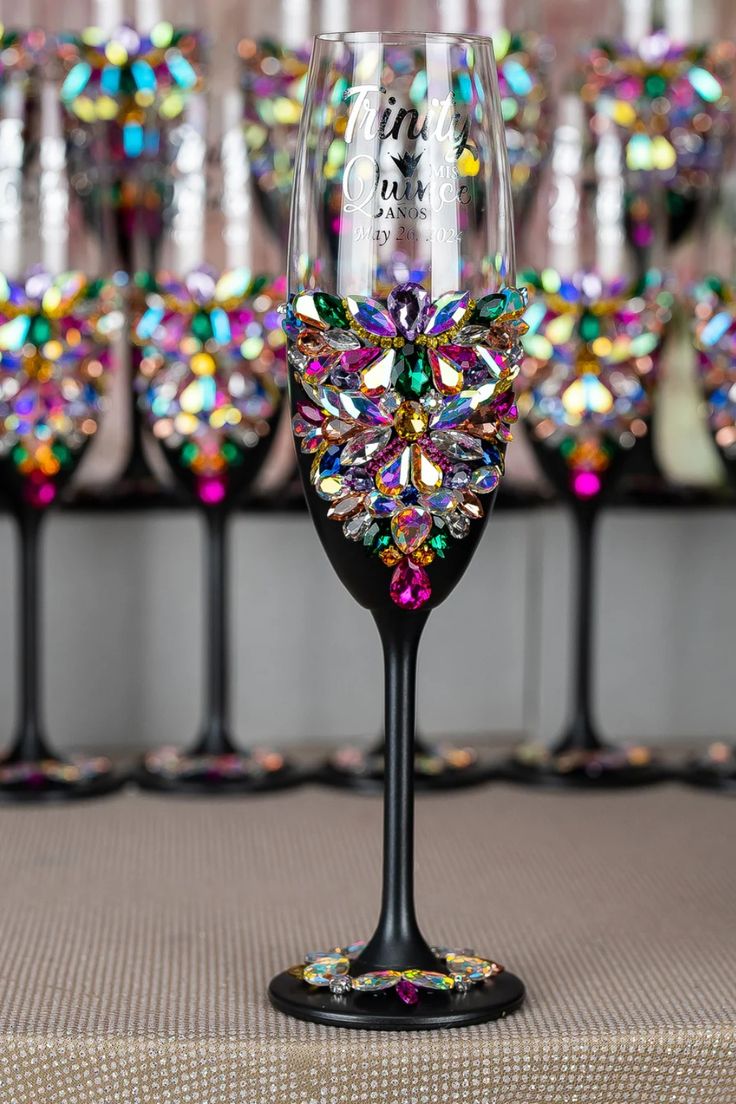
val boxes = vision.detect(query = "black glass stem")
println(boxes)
[353,608,436,974]
[4,509,49,765]
[192,507,235,757]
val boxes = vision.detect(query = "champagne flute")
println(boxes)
[268,31,526,1029]
[0,49,125,801]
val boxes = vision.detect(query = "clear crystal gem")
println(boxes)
[329,974,353,995]
[454,325,487,345]
[341,427,392,466]
[447,511,471,538]
[391,505,432,554]
[343,511,372,540]
[445,954,494,981]
[387,282,430,340]
[352,971,402,991]
[401,970,454,991]
[325,328,362,350]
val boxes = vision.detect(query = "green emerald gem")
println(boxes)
[429,532,449,558]
[135,271,158,292]
[645,73,667,98]
[29,315,51,345]
[475,293,506,322]
[396,347,431,398]
[314,292,348,328]
[579,312,600,343]
[191,310,213,342]
[372,533,393,557]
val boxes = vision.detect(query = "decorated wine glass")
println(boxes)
[130,80,300,794]
[500,265,674,787]
[580,31,734,273]
[679,275,736,792]
[56,12,205,498]
[268,31,526,1030]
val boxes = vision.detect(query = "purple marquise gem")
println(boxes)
[396,979,420,1005]
[387,283,430,340]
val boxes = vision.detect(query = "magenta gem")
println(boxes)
[387,283,430,340]
[341,347,383,373]
[396,979,420,1006]
[389,559,432,610]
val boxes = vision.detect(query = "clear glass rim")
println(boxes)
[314,31,495,50]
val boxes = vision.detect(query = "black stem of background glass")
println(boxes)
[353,609,436,974]
[191,508,236,757]
[5,510,53,765]
[554,502,603,754]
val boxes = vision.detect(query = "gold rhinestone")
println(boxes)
[411,546,435,566]
[394,401,429,441]
[380,546,403,566]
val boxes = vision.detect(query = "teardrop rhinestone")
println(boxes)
[325,328,362,351]
[444,955,494,981]
[474,293,506,323]
[339,392,393,426]
[343,511,372,540]
[327,495,365,520]
[314,291,348,328]
[345,295,397,337]
[389,559,432,609]
[396,979,420,1005]
[460,491,484,519]
[391,505,432,554]
[300,380,341,417]
[447,511,471,538]
[302,358,331,384]
[436,344,480,375]
[429,392,478,430]
[340,941,367,958]
[401,970,454,990]
[476,346,506,381]
[430,429,486,460]
[387,282,430,340]
[394,400,429,441]
[353,971,402,992]
[293,293,329,330]
[428,349,464,394]
[342,347,384,375]
[424,489,459,513]
[300,427,324,453]
[304,951,348,965]
[323,417,356,443]
[360,349,396,396]
[471,465,501,493]
[454,325,487,345]
[297,330,331,358]
[303,956,350,986]
[376,447,411,496]
[367,490,398,516]
[425,292,470,335]
[463,412,501,439]
[341,427,392,466]
[411,444,443,493]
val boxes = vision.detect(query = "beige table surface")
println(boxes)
[0,784,733,1104]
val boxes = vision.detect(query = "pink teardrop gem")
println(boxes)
[389,559,432,610]
[396,979,420,1005]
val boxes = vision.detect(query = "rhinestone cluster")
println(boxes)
[691,276,736,459]
[293,942,504,1005]
[495,30,553,200]
[517,269,672,499]
[0,755,113,787]
[143,747,286,782]
[286,283,526,609]
[0,269,123,507]
[57,22,203,159]
[132,267,285,505]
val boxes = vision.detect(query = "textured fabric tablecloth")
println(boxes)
[0,785,733,1104]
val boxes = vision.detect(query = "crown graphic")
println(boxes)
[390,151,424,178]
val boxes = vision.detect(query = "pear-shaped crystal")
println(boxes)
[425,292,470,335]
[430,429,486,460]
[387,282,430,339]
[391,505,432,554]
[389,559,432,609]
[376,447,411,496]
[341,427,391,466]
[367,490,398,516]
[471,465,501,493]
[325,328,362,350]
[360,349,396,396]
[293,293,328,330]
[428,349,463,394]
[339,392,393,426]
[411,445,443,493]
[429,392,478,430]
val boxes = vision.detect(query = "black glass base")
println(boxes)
[319,742,493,793]
[268,967,524,1031]
[0,757,126,803]
[500,744,671,789]
[135,747,305,796]
[681,744,736,794]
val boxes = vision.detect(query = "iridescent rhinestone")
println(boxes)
[343,346,384,376]
[341,428,392,466]
[391,505,432,554]
[402,970,454,991]
[429,392,478,430]
[390,559,432,609]
[387,282,430,340]
[476,346,506,381]
[360,350,396,396]
[324,328,362,351]
[345,295,397,337]
[424,489,459,513]
[339,392,393,426]
[450,468,471,489]
[345,470,373,492]
[394,401,429,441]
[460,491,483,519]
[428,349,463,394]
[430,430,486,460]
[343,511,372,540]
[411,445,444,493]
[447,511,471,538]
[377,447,411,496]
[471,465,501,493]
[302,358,331,385]
[353,970,402,991]
[367,490,398,516]
[303,956,350,985]
[301,380,341,417]
[293,293,328,330]
[304,951,346,965]
[340,941,367,958]
[445,954,494,981]
[288,348,309,369]
[329,974,354,995]
[425,292,470,335]
[323,417,355,443]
